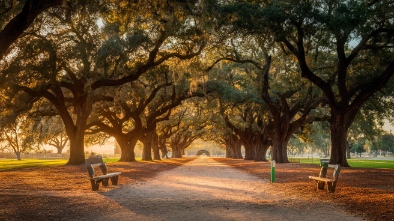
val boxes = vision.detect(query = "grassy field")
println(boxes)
[0,157,121,171]
[1,157,393,171]
[294,157,394,169]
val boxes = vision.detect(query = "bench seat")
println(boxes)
[309,163,341,193]
[90,172,122,181]
[85,156,121,191]
[308,176,336,183]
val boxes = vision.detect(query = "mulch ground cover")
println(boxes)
[213,158,394,221]
[1,157,393,221]
[0,158,194,221]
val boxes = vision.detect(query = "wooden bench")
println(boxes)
[309,163,341,193]
[85,156,121,191]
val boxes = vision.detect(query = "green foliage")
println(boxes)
[307,122,331,156]
[97,31,150,69]
[350,140,366,157]
[126,32,150,50]
[288,136,305,156]
[373,134,394,154]
[349,99,385,141]
[1,0,393,165]
[206,80,253,104]
[97,37,125,61]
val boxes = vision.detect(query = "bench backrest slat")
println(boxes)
[85,156,108,178]
[329,164,341,179]
[85,156,104,165]
[319,164,341,180]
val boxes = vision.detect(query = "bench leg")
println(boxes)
[327,181,337,192]
[110,176,119,185]
[317,181,325,190]
[90,180,100,191]
[102,178,110,187]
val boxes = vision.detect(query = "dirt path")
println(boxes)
[88,156,362,221]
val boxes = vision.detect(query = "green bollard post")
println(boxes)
[271,160,276,183]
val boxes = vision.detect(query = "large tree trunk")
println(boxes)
[330,114,350,167]
[141,134,153,161]
[66,128,85,165]
[159,142,169,159]
[240,132,255,160]
[158,135,169,159]
[172,146,183,158]
[225,137,234,158]
[253,134,270,161]
[226,135,243,159]
[63,92,92,165]
[119,143,136,162]
[152,132,161,160]
[161,148,169,159]
[226,145,234,158]
[271,139,289,163]
[233,141,243,159]
[118,136,137,162]
[254,145,265,161]
[244,144,254,160]
[153,145,160,160]
[254,142,270,161]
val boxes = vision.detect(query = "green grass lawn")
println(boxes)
[295,158,394,169]
[1,157,393,171]
[0,157,121,171]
